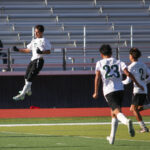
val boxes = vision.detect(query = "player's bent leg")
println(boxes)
[13,81,32,101]
[116,111,135,137]
[131,105,143,121]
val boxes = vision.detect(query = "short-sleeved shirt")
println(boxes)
[127,61,150,94]
[95,57,127,96]
[27,37,51,61]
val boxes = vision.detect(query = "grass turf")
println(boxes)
[0,116,150,124]
[0,116,149,150]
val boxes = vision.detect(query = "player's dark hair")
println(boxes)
[129,47,141,60]
[35,25,44,33]
[99,44,112,56]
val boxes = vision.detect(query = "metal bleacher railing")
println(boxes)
[0,47,98,72]
[0,45,150,73]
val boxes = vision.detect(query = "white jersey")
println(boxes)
[123,61,150,94]
[27,37,51,61]
[95,57,127,96]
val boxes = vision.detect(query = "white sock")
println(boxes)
[143,104,150,110]
[110,118,118,138]
[20,81,32,95]
[117,113,128,125]
[139,121,146,129]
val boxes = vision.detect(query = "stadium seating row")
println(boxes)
[0,0,150,71]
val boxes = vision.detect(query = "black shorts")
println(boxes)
[25,58,44,82]
[105,91,124,111]
[131,94,147,106]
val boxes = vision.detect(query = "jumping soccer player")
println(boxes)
[93,44,144,144]
[122,48,150,133]
[13,25,51,101]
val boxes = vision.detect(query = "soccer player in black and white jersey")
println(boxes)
[122,48,150,133]
[12,25,51,101]
[93,44,144,145]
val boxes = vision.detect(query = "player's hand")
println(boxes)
[13,46,19,52]
[36,48,43,54]
[92,93,98,99]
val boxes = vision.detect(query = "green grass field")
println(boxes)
[0,116,150,150]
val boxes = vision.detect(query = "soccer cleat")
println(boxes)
[140,127,149,133]
[127,119,135,137]
[106,136,115,144]
[13,94,25,101]
[19,90,32,96]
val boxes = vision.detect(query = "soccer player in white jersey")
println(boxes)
[122,48,150,133]
[93,44,144,145]
[12,25,51,101]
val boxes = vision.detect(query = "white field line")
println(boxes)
[0,122,150,127]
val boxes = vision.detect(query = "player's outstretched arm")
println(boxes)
[123,68,144,91]
[93,71,101,99]
[13,46,30,53]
